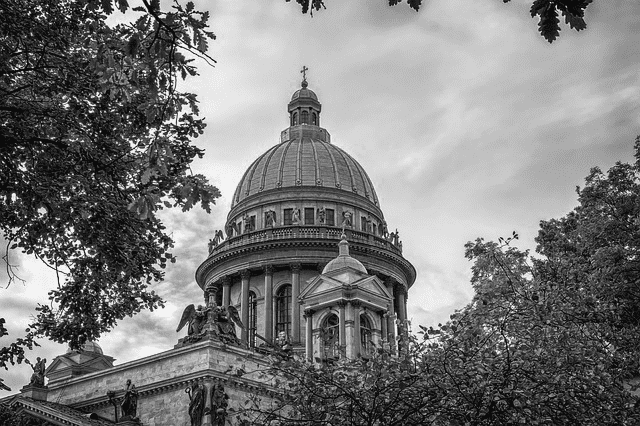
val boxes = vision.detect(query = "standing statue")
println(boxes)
[392,229,400,246]
[224,222,233,239]
[120,379,138,420]
[243,213,252,233]
[341,211,353,229]
[265,210,276,227]
[398,240,403,253]
[186,381,205,426]
[28,357,46,387]
[211,382,229,426]
[316,207,326,225]
[292,208,301,225]
[209,229,224,253]
[381,220,389,239]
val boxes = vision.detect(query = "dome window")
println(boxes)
[360,314,373,357]
[321,314,340,360]
[312,112,317,125]
[301,110,309,124]
[325,209,335,226]
[304,208,314,225]
[275,284,292,338]
[283,208,293,225]
[292,112,298,126]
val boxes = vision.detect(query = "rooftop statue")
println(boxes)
[177,297,244,346]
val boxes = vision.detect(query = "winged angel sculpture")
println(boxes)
[176,302,244,346]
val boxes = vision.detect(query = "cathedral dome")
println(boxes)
[231,138,380,208]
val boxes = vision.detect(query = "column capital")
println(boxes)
[240,269,251,279]
[303,308,315,317]
[394,283,408,295]
[384,277,396,288]
[351,300,362,308]
[264,264,274,275]
[205,281,218,293]
[337,300,347,308]
[221,275,231,286]
[290,263,301,272]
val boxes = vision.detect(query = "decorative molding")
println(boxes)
[289,263,301,273]
[240,269,251,279]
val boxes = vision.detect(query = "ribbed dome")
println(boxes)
[291,87,318,101]
[232,137,380,208]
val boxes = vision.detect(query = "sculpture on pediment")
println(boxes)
[121,379,139,420]
[265,210,276,227]
[27,357,46,387]
[186,380,205,426]
[177,299,244,346]
[177,304,210,340]
[292,207,301,225]
[211,382,229,426]
[317,207,326,225]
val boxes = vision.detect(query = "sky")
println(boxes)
[2,0,640,395]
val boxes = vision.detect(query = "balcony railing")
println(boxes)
[208,225,402,257]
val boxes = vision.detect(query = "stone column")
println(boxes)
[338,301,346,348]
[381,311,388,345]
[240,269,251,345]
[353,301,361,358]
[345,301,355,358]
[290,263,301,343]
[202,379,214,426]
[396,285,407,322]
[264,265,274,343]
[304,309,314,361]
[221,276,231,308]
[385,278,397,347]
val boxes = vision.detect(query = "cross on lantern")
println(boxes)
[300,65,308,81]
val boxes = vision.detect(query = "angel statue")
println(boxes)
[177,301,244,346]
[210,304,244,345]
[176,304,210,343]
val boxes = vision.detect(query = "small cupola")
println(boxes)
[288,66,321,127]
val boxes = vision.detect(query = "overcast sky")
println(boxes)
[2,0,640,394]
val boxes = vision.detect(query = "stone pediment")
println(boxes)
[300,267,392,311]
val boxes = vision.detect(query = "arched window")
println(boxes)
[275,285,292,338]
[301,110,309,124]
[360,314,372,356]
[312,112,317,125]
[248,291,257,348]
[292,112,298,126]
[321,314,340,360]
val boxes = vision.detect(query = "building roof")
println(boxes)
[231,137,380,208]
[9,397,115,425]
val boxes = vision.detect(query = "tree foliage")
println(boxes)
[293,0,597,43]
[243,141,640,425]
[0,0,219,367]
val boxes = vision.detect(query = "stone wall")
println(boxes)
[45,340,275,425]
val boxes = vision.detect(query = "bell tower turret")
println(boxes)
[288,66,321,127]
